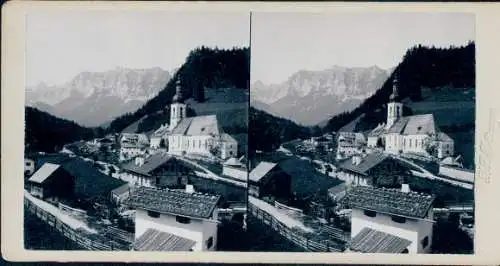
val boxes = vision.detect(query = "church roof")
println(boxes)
[171,115,220,136]
[152,124,170,138]
[368,123,386,137]
[345,186,435,219]
[387,114,437,136]
[126,186,220,219]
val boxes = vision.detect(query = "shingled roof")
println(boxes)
[338,153,389,176]
[171,115,220,136]
[346,186,435,219]
[121,153,173,177]
[134,228,196,251]
[387,114,437,136]
[126,186,220,219]
[350,227,412,253]
[28,163,61,183]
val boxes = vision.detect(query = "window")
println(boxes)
[363,210,377,217]
[206,237,213,249]
[402,248,409,254]
[391,215,406,223]
[397,106,401,116]
[409,139,412,148]
[421,236,429,248]
[147,210,160,218]
[176,215,191,224]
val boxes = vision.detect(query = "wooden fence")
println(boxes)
[248,201,347,252]
[24,196,133,251]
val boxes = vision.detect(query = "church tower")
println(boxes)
[169,78,187,131]
[386,76,403,129]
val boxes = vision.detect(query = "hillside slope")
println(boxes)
[25,107,98,153]
[107,46,250,134]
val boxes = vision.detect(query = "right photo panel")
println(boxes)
[248,12,475,254]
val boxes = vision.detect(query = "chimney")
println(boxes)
[135,156,144,166]
[352,155,362,166]
[401,184,410,193]
[185,184,195,194]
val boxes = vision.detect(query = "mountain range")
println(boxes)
[250,65,391,126]
[26,67,171,127]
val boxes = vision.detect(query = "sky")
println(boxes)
[26,11,250,86]
[251,12,475,84]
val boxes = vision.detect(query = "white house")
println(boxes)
[220,133,238,159]
[346,185,435,254]
[119,133,150,161]
[149,124,169,150]
[152,78,238,159]
[369,77,454,159]
[127,186,221,251]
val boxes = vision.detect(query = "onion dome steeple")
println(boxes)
[389,75,399,102]
[172,78,183,103]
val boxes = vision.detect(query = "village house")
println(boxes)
[121,153,194,188]
[336,118,367,160]
[346,185,435,254]
[150,78,238,159]
[328,182,348,202]
[336,152,412,187]
[126,186,221,251]
[221,156,247,182]
[368,77,454,159]
[27,163,76,202]
[110,183,134,206]
[119,133,150,162]
[248,161,292,200]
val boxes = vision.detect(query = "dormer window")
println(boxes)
[363,210,377,217]
[391,215,406,224]
[176,215,191,224]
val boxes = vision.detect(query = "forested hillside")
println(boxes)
[249,107,311,154]
[25,107,99,153]
[107,46,250,134]
[323,42,475,132]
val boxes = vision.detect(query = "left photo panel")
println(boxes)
[24,10,250,252]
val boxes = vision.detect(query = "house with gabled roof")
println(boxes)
[121,153,194,188]
[345,185,435,254]
[248,161,291,200]
[27,163,76,202]
[126,186,221,251]
[336,152,412,187]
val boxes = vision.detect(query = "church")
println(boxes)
[368,77,454,159]
[150,78,238,159]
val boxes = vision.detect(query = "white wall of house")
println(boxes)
[150,137,162,149]
[222,166,247,182]
[120,147,146,161]
[135,209,218,251]
[221,141,238,160]
[367,137,379,148]
[351,208,434,254]
[30,185,43,198]
[437,141,454,159]
[336,171,369,187]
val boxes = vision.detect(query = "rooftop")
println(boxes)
[437,132,453,142]
[171,115,221,136]
[346,186,435,219]
[249,161,277,182]
[388,114,437,135]
[328,182,347,195]
[28,163,61,183]
[126,186,220,219]
[121,153,173,177]
[338,153,389,176]
[111,183,133,196]
[221,133,237,143]
[349,227,412,253]
[134,228,195,251]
